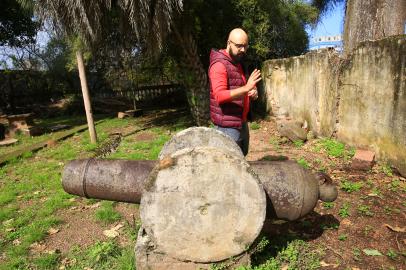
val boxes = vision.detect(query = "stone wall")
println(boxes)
[262,35,406,176]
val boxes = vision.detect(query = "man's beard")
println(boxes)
[228,48,245,63]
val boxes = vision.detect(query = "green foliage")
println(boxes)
[0,0,39,47]
[64,241,134,270]
[33,252,61,270]
[340,180,363,193]
[381,163,393,176]
[387,179,402,192]
[293,140,304,148]
[338,203,350,218]
[297,157,310,169]
[352,248,361,261]
[95,201,121,224]
[319,138,346,157]
[250,122,260,130]
[231,0,318,63]
[386,249,398,260]
[338,234,347,241]
[357,205,373,217]
[322,202,335,209]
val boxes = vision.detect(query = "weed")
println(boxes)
[382,164,393,176]
[383,206,392,214]
[363,225,373,236]
[322,202,335,209]
[339,203,350,218]
[366,178,374,188]
[297,157,310,169]
[321,222,339,230]
[338,234,347,241]
[250,122,260,130]
[340,180,363,193]
[33,252,60,270]
[88,241,120,263]
[357,205,373,216]
[95,201,121,224]
[319,138,345,157]
[387,179,401,192]
[352,248,362,261]
[293,140,304,148]
[269,136,280,146]
[370,187,382,197]
[386,249,398,260]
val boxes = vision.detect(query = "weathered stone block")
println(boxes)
[351,149,375,171]
[276,119,307,142]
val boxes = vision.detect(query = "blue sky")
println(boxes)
[306,1,346,38]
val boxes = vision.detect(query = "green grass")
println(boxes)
[231,237,322,270]
[357,205,374,217]
[338,203,351,218]
[293,140,304,148]
[0,113,184,269]
[62,240,134,270]
[338,234,347,241]
[318,138,355,159]
[296,157,310,169]
[95,201,122,224]
[250,122,260,130]
[340,179,363,193]
[322,202,335,209]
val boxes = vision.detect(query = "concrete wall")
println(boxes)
[263,35,406,176]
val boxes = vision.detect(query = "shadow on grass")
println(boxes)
[251,212,339,267]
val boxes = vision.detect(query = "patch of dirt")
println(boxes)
[247,117,406,270]
[134,131,156,141]
[42,198,138,254]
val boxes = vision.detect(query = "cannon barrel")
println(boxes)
[62,158,337,221]
[62,159,156,203]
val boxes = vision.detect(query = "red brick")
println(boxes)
[351,149,375,171]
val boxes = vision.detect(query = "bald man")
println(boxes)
[208,28,261,156]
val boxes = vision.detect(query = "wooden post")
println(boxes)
[76,50,97,143]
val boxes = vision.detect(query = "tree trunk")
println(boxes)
[343,0,406,55]
[173,29,210,126]
[76,50,97,143]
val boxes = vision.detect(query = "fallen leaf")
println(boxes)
[30,242,46,253]
[12,239,21,246]
[281,264,288,270]
[2,219,13,226]
[367,193,379,197]
[363,248,383,256]
[103,223,124,238]
[352,268,360,270]
[384,224,406,233]
[320,261,339,268]
[341,219,353,226]
[48,227,59,235]
[88,202,101,209]
[272,220,287,225]
[5,227,15,232]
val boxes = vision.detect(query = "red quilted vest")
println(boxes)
[209,49,245,128]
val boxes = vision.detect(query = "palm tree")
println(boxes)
[28,0,209,127]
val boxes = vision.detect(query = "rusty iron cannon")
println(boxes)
[62,127,337,269]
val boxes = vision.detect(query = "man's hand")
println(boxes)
[246,69,261,91]
[248,88,258,100]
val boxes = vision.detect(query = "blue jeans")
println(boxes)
[215,122,249,156]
